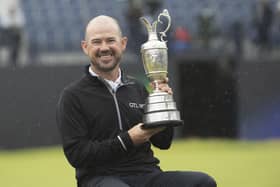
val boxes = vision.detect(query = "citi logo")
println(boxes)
[129,102,145,109]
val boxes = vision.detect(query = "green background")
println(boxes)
[1,139,279,187]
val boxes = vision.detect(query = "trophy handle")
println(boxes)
[157,9,171,42]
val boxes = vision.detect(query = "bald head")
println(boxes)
[84,15,123,41]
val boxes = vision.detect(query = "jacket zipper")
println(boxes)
[98,77,133,131]
[101,82,123,131]
[110,89,123,130]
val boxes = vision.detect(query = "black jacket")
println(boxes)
[56,66,174,183]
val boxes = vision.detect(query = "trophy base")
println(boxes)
[142,91,184,129]
[142,119,184,129]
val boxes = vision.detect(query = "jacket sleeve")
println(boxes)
[150,127,174,149]
[56,89,134,169]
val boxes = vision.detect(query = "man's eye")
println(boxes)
[92,40,101,44]
[108,39,116,43]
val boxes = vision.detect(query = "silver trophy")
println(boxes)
[140,9,183,128]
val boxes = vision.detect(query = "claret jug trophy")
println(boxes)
[140,9,183,128]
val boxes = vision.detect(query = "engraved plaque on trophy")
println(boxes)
[140,9,183,128]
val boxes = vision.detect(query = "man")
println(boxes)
[253,0,274,51]
[0,0,25,67]
[56,15,217,187]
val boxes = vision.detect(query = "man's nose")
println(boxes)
[100,41,110,51]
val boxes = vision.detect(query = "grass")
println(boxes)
[0,139,280,187]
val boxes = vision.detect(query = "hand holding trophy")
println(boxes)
[140,9,183,128]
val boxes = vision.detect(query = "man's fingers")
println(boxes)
[149,78,173,95]
[158,84,173,94]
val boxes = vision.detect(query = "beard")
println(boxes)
[91,59,120,72]
[89,48,123,73]
[90,52,121,73]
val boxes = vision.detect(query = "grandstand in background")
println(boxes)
[2,0,276,66]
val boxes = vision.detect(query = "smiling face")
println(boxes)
[81,16,127,75]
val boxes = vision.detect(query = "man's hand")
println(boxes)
[128,123,165,145]
[150,77,173,95]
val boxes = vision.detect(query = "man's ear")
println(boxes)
[121,37,128,51]
[81,40,88,55]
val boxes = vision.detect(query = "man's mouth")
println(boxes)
[99,55,112,61]
[97,51,113,58]
[97,53,114,64]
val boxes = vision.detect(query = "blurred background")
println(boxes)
[0,0,279,186]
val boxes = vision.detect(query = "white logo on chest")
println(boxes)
[129,102,145,109]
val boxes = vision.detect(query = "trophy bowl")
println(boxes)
[140,9,183,128]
